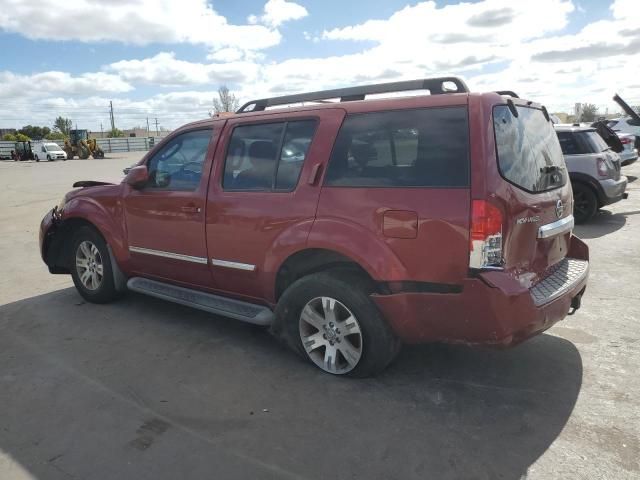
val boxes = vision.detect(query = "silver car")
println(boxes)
[617,132,638,166]
[555,125,628,223]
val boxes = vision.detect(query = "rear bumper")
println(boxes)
[373,236,589,347]
[600,176,628,205]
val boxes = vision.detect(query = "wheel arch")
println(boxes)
[570,174,605,206]
[274,248,380,302]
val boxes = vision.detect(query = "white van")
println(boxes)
[33,142,67,161]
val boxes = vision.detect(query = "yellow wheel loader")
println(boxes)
[64,130,105,159]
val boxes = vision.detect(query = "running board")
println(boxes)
[127,277,274,326]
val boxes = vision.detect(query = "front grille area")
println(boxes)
[530,258,588,306]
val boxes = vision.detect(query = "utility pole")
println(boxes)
[109,101,116,131]
[146,117,150,137]
[100,122,104,138]
[154,118,159,137]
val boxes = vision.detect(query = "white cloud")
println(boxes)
[2,0,640,132]
[107,52,259,87]
[0,70,132,98]
[0,0,281,51]
[249,0,309,27]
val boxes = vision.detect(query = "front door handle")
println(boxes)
[181,205,201,214]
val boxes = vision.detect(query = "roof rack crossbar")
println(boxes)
[495,90,519,98]
[236,77,469,113]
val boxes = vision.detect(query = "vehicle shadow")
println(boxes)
[574,209,629,239]
[0,288,583,480]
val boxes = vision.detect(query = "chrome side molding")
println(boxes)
[211,259,256,271]
[537,215,574,239]
[129,246,208,265]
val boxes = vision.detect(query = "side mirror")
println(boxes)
[124,165,149,188]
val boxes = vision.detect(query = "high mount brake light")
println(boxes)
[469,200,503,269]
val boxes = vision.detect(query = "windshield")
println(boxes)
[45,143,63,152]
[493,105,567,193]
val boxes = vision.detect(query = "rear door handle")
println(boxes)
[181,205,201,214]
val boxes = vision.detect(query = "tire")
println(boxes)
[34,155,39,162]
[47,155,52,161]
[69,226,119,304]
[572,182,598,224]
[275,271,400,377]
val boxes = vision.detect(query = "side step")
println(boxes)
[127,277,274,326]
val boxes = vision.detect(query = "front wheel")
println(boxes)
[276,271,400,377]
[70,226,119,304]
[572,183,598,224]
[47,155,52,161]
[34,155,39,162]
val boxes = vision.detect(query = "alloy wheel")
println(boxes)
[299,296,363,374]
[75,241,104,291]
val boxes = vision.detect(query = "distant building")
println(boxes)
[552,112,570,123]
[0,128,17,137]
[89,127,168,139]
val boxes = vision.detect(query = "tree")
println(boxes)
[45,131,65,140]
[580,104,598,122]
[18,125,51,139]
[53,116,73,136]
[210,85,239,115]
[2,133,16,141]
[108,128,124,138]
[15,133,30,142]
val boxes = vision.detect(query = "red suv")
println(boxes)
[40,77,589,377]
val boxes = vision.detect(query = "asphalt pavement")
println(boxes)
[0,153,638,479]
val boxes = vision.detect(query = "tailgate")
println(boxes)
[492,103,574,283]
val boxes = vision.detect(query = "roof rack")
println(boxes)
[495,90,519,98]
[236,77,469,113]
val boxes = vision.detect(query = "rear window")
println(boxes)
[325,107,469,187]
[493,105,567,193]
[557,130,608,155]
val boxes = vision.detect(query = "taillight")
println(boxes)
[469,200,503,269]
[596,157,609,178]
[620,136,633,144]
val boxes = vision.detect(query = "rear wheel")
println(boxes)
[276,271,400,377]
[70,226,119,303]
[572,183,598,224]
[34,154,39,162]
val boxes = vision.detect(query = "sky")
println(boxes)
[0,0,638,132]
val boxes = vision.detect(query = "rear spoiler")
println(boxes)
[612,93,640,124]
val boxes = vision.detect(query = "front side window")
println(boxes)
[146,129,212,191]
[223,120,317,191]
[325,107,469,187]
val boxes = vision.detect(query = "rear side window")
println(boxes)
[557,132,581,155]
[493,105,567,193]
[223,120,317,191]
[557,131,608,155]
[325,107,469,187]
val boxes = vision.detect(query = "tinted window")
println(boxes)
[325,107,469,187]
[223,120,316,191]
[494,105,567,193]
[580,131,609,153]
[146,129,212,191]
[557,132,581,155]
